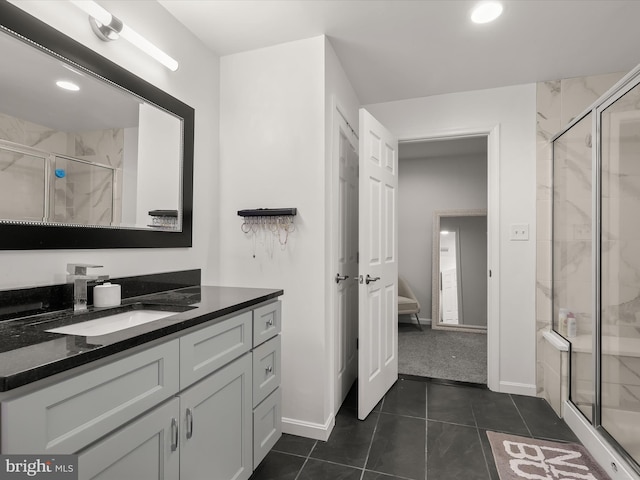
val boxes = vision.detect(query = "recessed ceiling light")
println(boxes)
[56,80,80,91]
[471,1,503,24]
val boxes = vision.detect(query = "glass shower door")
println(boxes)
[0,144,47,222]
[52,156,115,226]
[599,82,640,465]
[552,112,594,422]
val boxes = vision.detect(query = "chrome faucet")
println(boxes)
[67,263,109,312]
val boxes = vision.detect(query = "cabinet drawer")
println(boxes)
[252,335,281,407]
[180,312,252,389]
[253,301,281,347]
[253,387,282,469]
[1,340,179,454]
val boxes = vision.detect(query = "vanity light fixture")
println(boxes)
[470,1,503,24]
[69,0,179,71]
[56,80,80,91]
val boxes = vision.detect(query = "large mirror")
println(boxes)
[431,210,487,331]
[0,1,194,249]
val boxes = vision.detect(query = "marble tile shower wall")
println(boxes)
[536,72,626,409]
[0,112,123,224]
[601,84,640,332]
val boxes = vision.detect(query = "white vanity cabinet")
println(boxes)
[76,354,253,480]
[251,300,282,468]
[0,298,282,480]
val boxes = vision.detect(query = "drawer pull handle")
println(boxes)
[266,318,274,327]
[186,408,194,439]
[171,417,179,451]
[265,365,273,375]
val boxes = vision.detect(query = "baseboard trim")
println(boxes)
[563,401,639,480]
[398,317,431,326]
[498,381,537,396]
[282,415,335,441]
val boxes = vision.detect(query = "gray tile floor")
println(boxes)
[250,377,579,480]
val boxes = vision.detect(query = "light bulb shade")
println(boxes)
[70,0,179,71]
[120,24,179,72]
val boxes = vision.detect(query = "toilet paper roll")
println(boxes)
[94,282,121,308]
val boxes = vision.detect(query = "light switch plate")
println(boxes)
[510,223,529,241]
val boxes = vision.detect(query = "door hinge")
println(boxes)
[356,338,359,350]
[489,269,492,278]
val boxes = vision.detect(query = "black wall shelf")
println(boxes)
[237,208,297,217]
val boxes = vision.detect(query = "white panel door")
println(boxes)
[441,268,459,324]
[358,108,398,420]
[335,123,359,409]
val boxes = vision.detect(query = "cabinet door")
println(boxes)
[253,387,282,469]
[180,353,252,480]
[77,398,180,480]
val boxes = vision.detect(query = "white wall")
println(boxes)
[220,37,329,435]
[2,1,220,288]
[220,36,360,439]
[366,84,538,393]
[399,153,487,319]
[324,38,361,419]
[136,103,180,225]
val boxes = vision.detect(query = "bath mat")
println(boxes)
[486,431,611,480]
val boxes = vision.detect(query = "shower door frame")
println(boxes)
[0,139,118,226]
[551,64,640,477]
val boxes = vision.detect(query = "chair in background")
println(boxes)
[398,275,422,330]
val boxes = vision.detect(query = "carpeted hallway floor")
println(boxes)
[398,322,487,384]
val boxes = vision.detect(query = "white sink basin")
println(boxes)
[46,310,174,337]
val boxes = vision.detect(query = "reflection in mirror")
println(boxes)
[432,210,487,331]
[0,1,194,249]
[0,28,181,230]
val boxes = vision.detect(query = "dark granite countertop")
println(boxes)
[0,285,283,392]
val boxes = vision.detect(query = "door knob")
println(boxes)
[335,274,349,283]
[365,274,380,284]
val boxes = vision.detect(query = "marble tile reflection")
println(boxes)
[0,110,123,225]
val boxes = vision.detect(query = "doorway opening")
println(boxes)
[332,109,498,422]
[397,136,489,385]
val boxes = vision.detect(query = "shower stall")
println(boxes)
[552,66,640,476]
[0,139,117,226]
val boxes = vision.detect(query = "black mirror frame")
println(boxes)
[0,0,194,249]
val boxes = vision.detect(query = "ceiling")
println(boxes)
[159,0,640,105]
[0,30,140,132]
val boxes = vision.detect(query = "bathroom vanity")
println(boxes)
[0,271,282,480]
